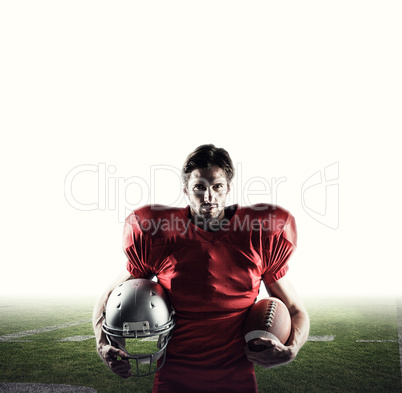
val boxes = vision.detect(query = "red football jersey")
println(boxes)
[123,204,297,393]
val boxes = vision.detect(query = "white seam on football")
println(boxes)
[244,330,279,343]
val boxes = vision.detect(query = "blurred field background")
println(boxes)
[0,296,400,393]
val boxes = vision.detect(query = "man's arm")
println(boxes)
[92,270,134,378]
[245,275,310,368]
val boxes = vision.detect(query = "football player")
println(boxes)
[93,144,310,393]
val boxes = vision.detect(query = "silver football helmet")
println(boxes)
[102,278,175,377]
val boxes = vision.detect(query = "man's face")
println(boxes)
[185,166,231,223]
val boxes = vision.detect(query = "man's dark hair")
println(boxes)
[182,144,235,188]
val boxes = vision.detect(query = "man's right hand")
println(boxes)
[97,344,132,379]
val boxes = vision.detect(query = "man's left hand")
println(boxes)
[244,337,296,369]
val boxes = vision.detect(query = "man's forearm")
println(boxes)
[93,292,111,348]
[287,308,310,352]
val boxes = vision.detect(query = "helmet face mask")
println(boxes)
[106,334,171,376]
[102,278,176,377]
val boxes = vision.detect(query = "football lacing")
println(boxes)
[264,300,277,328]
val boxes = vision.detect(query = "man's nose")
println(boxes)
[204,188,213,202]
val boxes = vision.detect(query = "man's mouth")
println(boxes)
[201,204,218,211]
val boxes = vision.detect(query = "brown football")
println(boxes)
[243,297,292,352]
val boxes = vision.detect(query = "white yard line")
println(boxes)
[307,335,335,341]
[356,340,398,343]
[0,319,91,342]
[58,335,95,342]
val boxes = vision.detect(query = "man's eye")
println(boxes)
[193,185,206,191]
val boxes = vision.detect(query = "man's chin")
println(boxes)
[196,211,223,223]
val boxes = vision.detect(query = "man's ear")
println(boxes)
[183,187,188,197]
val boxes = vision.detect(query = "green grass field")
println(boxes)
[0,296,401,392]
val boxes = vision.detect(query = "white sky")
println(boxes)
[1,1,401,298]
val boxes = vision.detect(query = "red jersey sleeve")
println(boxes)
[123,212,155,278]
[261,211,297,285]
